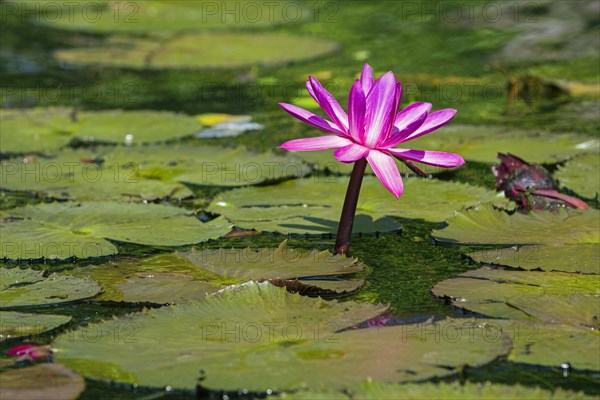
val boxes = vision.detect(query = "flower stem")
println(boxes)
[334,157,368,255]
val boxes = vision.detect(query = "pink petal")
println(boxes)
[279,103,347,136]
[364,71,397,147]
[308,77,349,131]
[366,150,404,198]
[387,148,465,168]
[393,82,403,115]
[348,80,366,142]
[401,109,457,142]
[360,63,374,94]
[382,102,432,147]
[334,143,370,163]
[279,135,352,151]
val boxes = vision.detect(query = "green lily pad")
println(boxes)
[1,202,232,260]
[0,363,85,400]
[54,283,510,391]
[0,311,72,341]
[432,204,600,245]
[468,245,600,274]
[208,176,504,234]
[68,241,366,303]
[1,145,307,201]
[104,145,310,188]
[555,153,600,200]
[432,267,599,328]
[0,149,193,202]
[0,268,102,308]
[349,381,592,400]
[494,321,600,371]
[55,32,340,70]
[0,107,203,154]
[30,0,310,33]
[410,125,599,163]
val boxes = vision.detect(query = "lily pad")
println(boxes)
[468,245,600,274]
[555,153,600,199]
[54,283,510,392]
[55,32,340,70]
[0,268,102,308]
[208,176,504,234]
[31,0,311,33]
[409,125,599,163]
[0,107,203,154]
[104,145,310,188]
[0,149,193,202]
[0,363,85,400]
[0,311,72,341]
[68,241,366,303]
[1,145,307,201]
[1,202,232,260]
[349,381,592,400]
[432,204,600,245]
[432,267,599,328]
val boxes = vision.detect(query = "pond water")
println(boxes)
[0,1,599,399]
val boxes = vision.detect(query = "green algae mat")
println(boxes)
[1,0,599,398]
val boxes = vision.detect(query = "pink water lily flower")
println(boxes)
[279,64,465,198]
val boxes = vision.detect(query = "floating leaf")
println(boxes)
[468,245,600,274]
[0,107,203,154]
[349,380,591,400]
[33,1,311,33]
[0,363,85,400]
[432,267,599,328]
[1,145,307,201]
[432,204,600,245]
[494,321,600,371]
[104,145,310,187]
[208,176,503,234]
[0,149,193,202]
[555,153,600,199]
[55,283,509,392]
[410,125,599,163]
[195,116,263,139]
[0,268,101,308]
[55,32,340,70]
[0,311,72,341]
[68,241,366,303]
[1,202,232,260]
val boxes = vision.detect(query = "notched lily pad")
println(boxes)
[208,176,503,234]
[55,283,509,392]
[432,204,599,245]
[55,32,340,70]
[0,268,102,308]
[468,244,600,274]
[410,125,599,163]
[432,267,599,328]
[69,241,366,304]
[1,202,232,260]
[555,153,600,200]
[0,311,72,341]
[0,107,203,154]
[1,144,307,201]
[0,363,85,400]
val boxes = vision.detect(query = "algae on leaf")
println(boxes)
[55,283,510,392]
[1,202,232,260]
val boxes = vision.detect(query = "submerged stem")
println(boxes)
[334,158,368,255]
